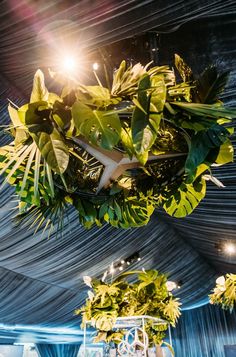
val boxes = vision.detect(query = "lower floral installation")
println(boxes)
[76,270,180,355]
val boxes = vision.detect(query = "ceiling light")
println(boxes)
[61,55,77,73]
[224,242,236,255]
[92,62,99,70]
[119,266,123,271]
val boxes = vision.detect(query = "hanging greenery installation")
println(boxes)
[0,54,235,232]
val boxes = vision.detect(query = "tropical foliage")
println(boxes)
[209,274,236,311]
[0,54,235,231]
[75,270,181,349]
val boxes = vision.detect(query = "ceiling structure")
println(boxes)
[0,0,236,343]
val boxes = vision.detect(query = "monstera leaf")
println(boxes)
[163,177,206,218]
[72,101,121,150]
[185,124,229,180]
[76,85,121,107]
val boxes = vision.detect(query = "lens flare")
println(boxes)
[62,56,77,72]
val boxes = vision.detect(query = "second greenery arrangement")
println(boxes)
[75,269,181,350]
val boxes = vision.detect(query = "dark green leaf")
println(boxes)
[53,101,72,130]
[185,124,229,180]
[25,102,53,134]
[171,102,236,119]
[25,102,69,173]
[131,74,156,162]
[197,66,230,104]
[163,178,206,218]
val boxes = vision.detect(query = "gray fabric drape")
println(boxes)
[173,303,236,357]
[36,344,80,357]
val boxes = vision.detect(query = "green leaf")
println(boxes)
[174,54,193,82]
[53,101,72,130]
[120,126,134,158]
[197,66,230,104]
[31,129,69,174]
[168,83,193,102]
[8,104,28,146]
[19,143,37,196]
[0,144,34,190]
[149,75,166,132]
[25,102,53,134]
[72,101,121,150]
[30,69,49,103]
[171,102,236,119]
[76,85,119,107]
[131,74,156,162]
[25,103,69,174]
[163,178,206,218]
[185,124,229,180]
[111,60,126,95]
[18,104,29,124]
[215,139,234,165]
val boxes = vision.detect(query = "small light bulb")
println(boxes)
[93,62,99,70]
[137,257,141,261]
[127,261,130,266]
[119,266,123,271]
[121,260,125,264]
[224,243,236,255]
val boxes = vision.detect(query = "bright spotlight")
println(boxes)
[62,56,77,72]
[224,242,236,255]
[93,62,99,71]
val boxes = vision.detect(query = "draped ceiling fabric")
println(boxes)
[0,0,236,345]
[172,304,236,357]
